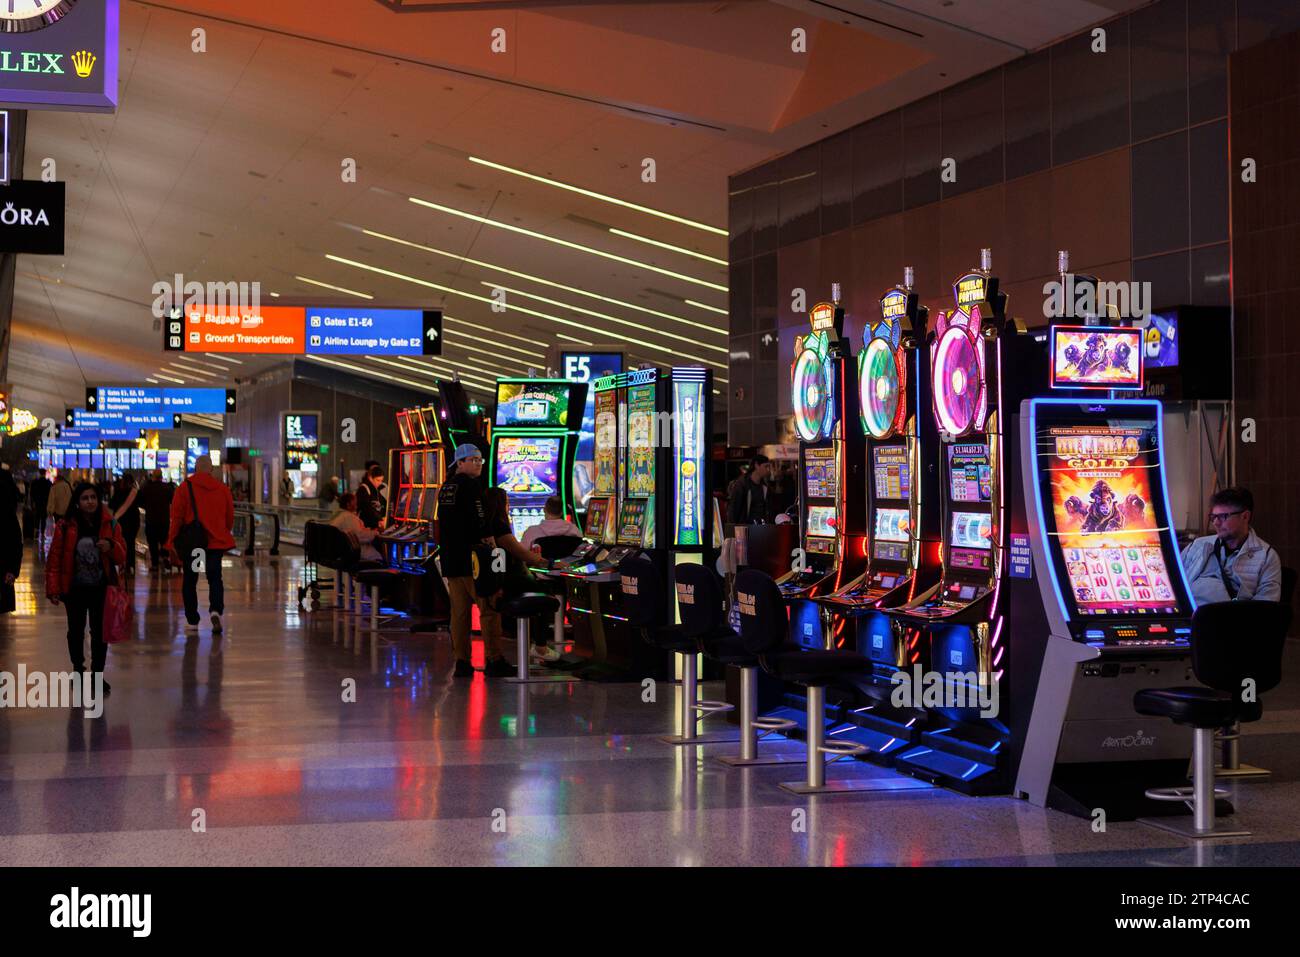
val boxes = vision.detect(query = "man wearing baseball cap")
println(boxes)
[437,443,512,677]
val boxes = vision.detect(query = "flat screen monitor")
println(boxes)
[420,407,440,445]
[1144,312,1179,369]
[410,451,425,486]
[495,381,573,427]
[616,498,649,546]
[496,435,562,532]
[396,411,411,446]
[806,504,837,538]
[948,443,991,503]
[804,446,837,500]
[950,510,991,550]
[1049,325,1144,391]
[1031,402,1190,619]
[872,444,910,501]
[874,507,910,543]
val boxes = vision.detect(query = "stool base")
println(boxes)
[658,729,741,746]
[1137,816,1250,840]
[778,776,932,795]
[1214,763,1271,781]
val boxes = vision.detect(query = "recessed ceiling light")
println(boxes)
[609,227,727,266]
[294,275,374,299]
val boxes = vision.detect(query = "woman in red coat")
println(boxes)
[46,482,127,692]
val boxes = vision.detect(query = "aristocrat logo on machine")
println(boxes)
[1101,729,1157,749]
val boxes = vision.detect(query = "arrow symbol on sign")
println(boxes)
[761,334,774,346]
[427,327,439,340]
[227,396,235,405]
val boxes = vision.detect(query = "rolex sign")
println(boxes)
[0,0,118,113]
[0,180,65,254]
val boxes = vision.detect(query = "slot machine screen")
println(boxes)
[410,451,425,486]
[804,446,837,499]
[948,444,992,502]
[395,487,412,521]
[407,489,424,521]
[496,381,573,427]
[1049,326,1144,390]
[585,497,610,539]
[872,444,910,500]
[144,450,158,470]
[626,384,656,497]
[1032,405,1189,619]
[806,504,837,538]
[873,507,911,563]
[420,407,440,444]
[593,389,618,497]
[1144,313,1179,369]
[420,487,439,522]
[396,412,412,446]
[495,436,561,536]
[949,511,992,571]
[616,498,648,546]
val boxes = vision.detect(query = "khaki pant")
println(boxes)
[447,576,505,662]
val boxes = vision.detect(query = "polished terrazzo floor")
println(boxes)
[2,549,1299,867]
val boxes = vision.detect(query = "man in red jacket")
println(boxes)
[167,455,235,634]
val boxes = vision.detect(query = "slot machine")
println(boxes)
[884,249,1043,792]
[488,378,587,538]
[542,366,716,680]
[818,268,942,688]
[382,380,478,568]
[1011,326,1199,819]
[777,286,867,650]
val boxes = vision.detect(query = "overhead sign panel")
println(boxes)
[166,304,443,356]
[0,180,64,254]
[0,0,118,113]
[88,386,236,415]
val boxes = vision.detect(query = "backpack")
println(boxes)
[173,480,209,559]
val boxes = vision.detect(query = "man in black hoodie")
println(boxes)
[136,469,176,573]
[437,443,511,678]
[355,464,386,530]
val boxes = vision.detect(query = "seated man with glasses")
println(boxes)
[1181,486,1282,604]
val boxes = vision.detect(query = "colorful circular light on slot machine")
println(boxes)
[859,336,903,439]
[792,347,834,442]
[932,325,985,436]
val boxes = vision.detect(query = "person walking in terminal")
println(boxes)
[726,454,772,525]
[168,455,236,635]
[109,473,141,577]
[29,467,51,539]
[47,470,73,523]
[45,482,126,693]
[355,464,387,530]
[329,492,383,562]
[438,443,511,678]
[1,469,22,615]
[138,469,175,574]
[1181,487,1282,604]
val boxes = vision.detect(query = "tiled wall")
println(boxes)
[727,0,1300,449]
[1230,28,1300,563]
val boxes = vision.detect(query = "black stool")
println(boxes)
[620,556,734,745]
[736,570,888,794]
[503,591,570,684]
[675,563,798,765]
[1135,600,1290,839]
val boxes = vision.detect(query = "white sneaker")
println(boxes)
[530,645,562,663]
[211,612,223,635]
[184,622,199,634]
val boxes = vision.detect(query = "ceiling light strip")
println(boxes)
[407,197,728,293]
[467,156,727,237]
[608,227,728,266]
[362,228,725,336]
[684,299,728,316]
[294,275,375,299]
[325,254,724,371]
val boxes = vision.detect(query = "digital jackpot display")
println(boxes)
[872,444,910,500]
[185,436,209,474]
[626,383,656,498]
[283,413,320,499]
[1039,422,1179,617]
[1049,326,1144,391]
[948,444,992,502]
[494,436,561,536]
[873,508,911,563]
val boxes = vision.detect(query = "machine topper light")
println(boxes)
[791,300,839,442]
[860,286,909,440]
[932,267,992,438]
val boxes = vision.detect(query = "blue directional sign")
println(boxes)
[303,307,442,356]
[88,386,236,415]
[74,409,172,429]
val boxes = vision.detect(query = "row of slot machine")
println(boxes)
[542,365,720,680]
[771,251,1200,818]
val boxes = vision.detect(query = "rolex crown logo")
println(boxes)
[72,50,97,79]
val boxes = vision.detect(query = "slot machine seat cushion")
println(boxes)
[765,650,875,689]
[617,555,701,654]
[354,567,403,591]
[700,630,760,667]
[673,564,753,661]
[503,592,560,618]
[1133,687,1238,728]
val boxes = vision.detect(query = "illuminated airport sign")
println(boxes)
[87,387,237,415]
[0,0,118,113]
[165,303,442,356]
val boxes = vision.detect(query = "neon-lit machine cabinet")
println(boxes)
[488,378,587,538]
[819,269,942,683]
[382,380,475,568]
[1013,352,1198,818]
[884,250,1043,793]
[778,287,867,649]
